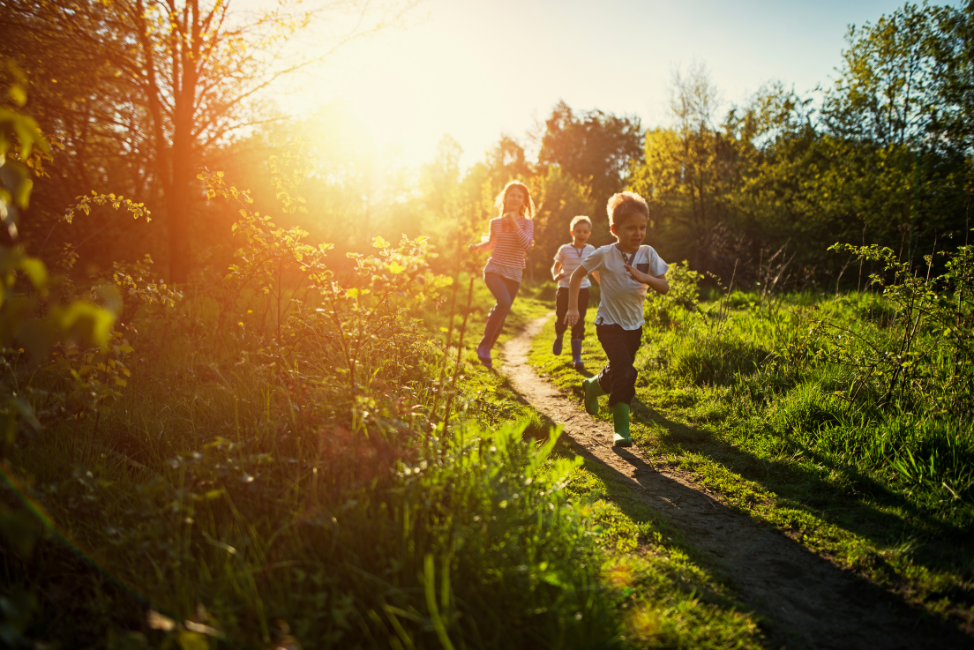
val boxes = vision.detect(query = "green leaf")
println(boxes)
[7,85,26,108]
[177,629,209,650]
[18,257,47,290]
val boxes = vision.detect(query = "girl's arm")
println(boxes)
[515,218,534,250]
[468,220,496,252]
[591,270,601,285]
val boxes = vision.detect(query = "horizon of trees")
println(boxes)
[1,0,972,291]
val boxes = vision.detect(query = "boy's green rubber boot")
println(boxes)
[612,403,632,447]
[582,377,605,415]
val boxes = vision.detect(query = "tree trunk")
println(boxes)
[167,141,193,283]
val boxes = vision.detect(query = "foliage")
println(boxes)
[821,4,941,147]
[826,239,973,419]
[0,71,136,650]
[0,62,48,236]
[539,100,644,225]
[532,279,974,631]
[644,260,705,328]
[530,166,597,280]
[202,146,452,399]
[629,4,973,286]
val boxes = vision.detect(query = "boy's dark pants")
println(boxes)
[555,287,589,340]
[595,324,642,407]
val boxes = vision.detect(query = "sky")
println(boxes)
[271,0,934,171]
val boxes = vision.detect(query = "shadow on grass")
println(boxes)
[526,313,974,644]
[530,317,972,580]
[627,396,974,590]
[525,402,973,650]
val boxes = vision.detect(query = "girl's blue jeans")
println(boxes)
[477,272,520,358]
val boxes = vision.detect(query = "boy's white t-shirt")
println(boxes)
[581,244,669,330]
[554,244,596,288]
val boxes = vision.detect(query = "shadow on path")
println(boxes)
[500,314,973,650]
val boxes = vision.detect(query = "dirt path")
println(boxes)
[499,314,972,650]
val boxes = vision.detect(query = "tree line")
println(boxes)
[1,1,971,290]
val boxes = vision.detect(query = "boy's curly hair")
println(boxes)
[607,192,649,227]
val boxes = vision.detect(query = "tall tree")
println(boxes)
[819,2,971,259]
[2,0,412,282]
[631,64,739,272]
[529,166,595,280]
[538,100,643,226]
[821,4,941,148]
[0,0,157,263]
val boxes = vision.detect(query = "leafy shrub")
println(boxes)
[827,241,974,417]
[645,260,704,328]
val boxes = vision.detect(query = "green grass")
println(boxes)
[453,289,765,649]
[556,452,764,649]
[529,291,974,633]
[0,276,762,649]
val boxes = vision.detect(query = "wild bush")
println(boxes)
[644,260,703,328]
[827,241,974,418]
[1,138,626,648]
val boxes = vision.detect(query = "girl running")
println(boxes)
[468,181,536,368]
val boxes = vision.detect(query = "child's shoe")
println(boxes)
[570,339,583,369]
[552,334,564,356]
[611,403,632,447]
[582,377,605,415]
[476,345,493,369]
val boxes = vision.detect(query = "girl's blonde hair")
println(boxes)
[494,180,535,220]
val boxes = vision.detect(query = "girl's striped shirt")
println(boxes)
[471,216,534,271]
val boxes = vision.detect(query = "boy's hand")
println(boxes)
[564,308,580,326]
[553,271,566,281]
[624,264,652,284]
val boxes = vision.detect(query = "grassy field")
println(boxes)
[0,271,764,649]
[457,287,765,649]
[529,275,974,635]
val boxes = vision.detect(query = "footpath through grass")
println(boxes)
[0,274,763,648]
[530,283,974,637]
[461,286,764,649]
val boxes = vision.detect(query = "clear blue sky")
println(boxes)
[284,0,945,169]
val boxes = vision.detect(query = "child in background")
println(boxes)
[551,215,597,369]
[563,192,669,447]
[468,181,536,369]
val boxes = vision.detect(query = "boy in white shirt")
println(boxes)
[564,192,669,447]
[550,215,598,369]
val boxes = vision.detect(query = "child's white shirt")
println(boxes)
[554,244,596,289]
[580,244,669,330]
